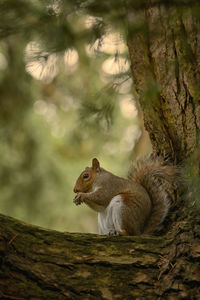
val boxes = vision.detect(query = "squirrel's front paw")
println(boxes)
[73,193,84,206]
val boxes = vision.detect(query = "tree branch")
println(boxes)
[0,213,200,299]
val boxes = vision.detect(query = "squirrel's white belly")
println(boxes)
[98,195,123,235]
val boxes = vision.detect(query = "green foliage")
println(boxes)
[0,0,142,233]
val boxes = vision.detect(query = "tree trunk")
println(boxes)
[127,4,200,163]
[1,3,200,300]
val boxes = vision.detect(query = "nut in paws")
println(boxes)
[73,193,84,205]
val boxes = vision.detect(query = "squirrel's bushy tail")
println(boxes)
[128,157,179,234]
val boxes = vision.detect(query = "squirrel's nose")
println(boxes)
[74,187,78,193]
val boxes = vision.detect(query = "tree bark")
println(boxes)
[127,4,200,163]
[0,212,200,299]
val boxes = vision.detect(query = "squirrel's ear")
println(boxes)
[92,158,100,172]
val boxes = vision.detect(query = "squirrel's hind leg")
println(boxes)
[108,229,127,236]
[116,230,128,235]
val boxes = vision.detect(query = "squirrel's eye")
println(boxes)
[83,173,89,179]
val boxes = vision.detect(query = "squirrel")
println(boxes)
[73,157,178,236]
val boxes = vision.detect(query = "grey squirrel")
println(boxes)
[73,158,178,236]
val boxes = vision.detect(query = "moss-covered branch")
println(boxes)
[0,213,200,299]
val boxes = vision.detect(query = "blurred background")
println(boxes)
[0,1,152,233]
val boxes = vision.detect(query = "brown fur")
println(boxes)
[73,157,179,235]
[128,158,178,233]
